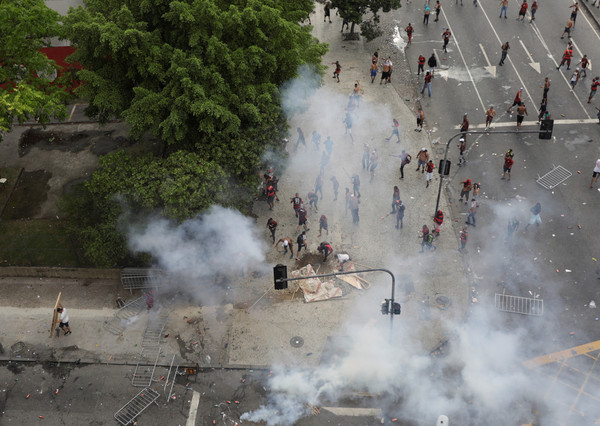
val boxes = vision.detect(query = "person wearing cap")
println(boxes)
[507,88,523,113]
[458,137,467,167]
[416,148,429,173]
[485,106,496,129]
[570,68,580,90]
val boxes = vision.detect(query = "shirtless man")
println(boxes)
[275,237,294,259]
[507,88,523,113]
[415,108,425,132]
[516,103,528,129]
[485,106,497,128]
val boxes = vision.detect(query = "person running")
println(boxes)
[530,0,538,21]
[324,1,332,23]
[332,61,342,82]
[517,0,528,21]
[423,3,431,25]
[296,206,309,232]
[506,217,519,242]
[416,108,425,131]
[525,202,542,230]
[557,46,574,70]
[295,127,306,151]
[400,150,412,179]
[395,200,405,229]
[459,178,473,204]
[425,160,435,188]
[266,182,276,210]
[324,136,333,155]
[499,42,510,66]
[516,103,528,129]
[381,58,390,85]
[542,77,551,98]
[370,60,378,83]
[501,151,514,180]
[457,137,467,166]
[317,242,333,261]
[590,159,600,188]
[561,18,573,39]
[442,29,451,54]
[459,227,468,253]
[589,77,600,103]
[465,198,478,227]
[275,237,294,259]
[291,193,303,217]
[433,209,444,228]
[416,148,429,172]
[421,71,433,97]
[311,130,321,151]
[390,186,401,214]
[405,23,414,45]
[417,55,426,76]
[267,218,278,243]
[434,1,442,21]
[369,149,379,180]
[386,118,401,142]
[319,214,329,236]
[330,176,339,200]
[427,53,437,77]
[577,55,589,78]
[499,0,509,18]
[343,112,354,142]
[570,68,581,90]
[485,106,497,128]
[507,88,523,113]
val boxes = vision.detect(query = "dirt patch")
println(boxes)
[19,129,91,157]
[1,170,51,219]
[91,135,129,155]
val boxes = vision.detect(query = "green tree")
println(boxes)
[331,0,401,41]
[64,0,326,184]
[0,0,70,139]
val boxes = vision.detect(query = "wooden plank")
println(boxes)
[49,292,62,338]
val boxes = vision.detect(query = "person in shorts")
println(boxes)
[57,307,71,335]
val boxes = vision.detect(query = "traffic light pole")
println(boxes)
[434,129,548,217]
[275,268,397,341]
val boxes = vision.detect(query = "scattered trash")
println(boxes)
[565,269,572,273]
[55,389,59,395]
[578,225,582,229]
[577,170,581,174]
[39,416,44,419]
[590,300,597,308]
[235,401,239,404]
[570,332,575,335]
[26,394,30,399]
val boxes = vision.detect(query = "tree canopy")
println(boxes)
[0,0,70,140]
[332,0,401,41]
[61,0,327,266]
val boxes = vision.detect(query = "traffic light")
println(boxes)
[273,264,288,290]
[381,299,390,315]
[438,159,451,176]
[392,302,401,315]
[539,119,553,139]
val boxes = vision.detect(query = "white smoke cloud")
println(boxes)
[127,206,268,302]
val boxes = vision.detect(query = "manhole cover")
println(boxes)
[290,336,304,348]
[436,296,451,310]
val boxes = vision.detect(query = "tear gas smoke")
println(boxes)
[127,206,268,303]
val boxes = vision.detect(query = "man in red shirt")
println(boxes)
[417,55,426,76]
[517,0,528,21]
[507,88,523,113]
[442,29,451,53]
[501,152,514,180]
[557,47,573,70]
[421,71,433,97]
[405,23,414,44]
[589,77,599,103]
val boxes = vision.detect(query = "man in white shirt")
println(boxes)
[57,307,71,335]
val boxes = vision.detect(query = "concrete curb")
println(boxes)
[0,267,121,280]
[580,1,600,30]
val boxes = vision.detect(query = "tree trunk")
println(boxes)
[350,22,356,33]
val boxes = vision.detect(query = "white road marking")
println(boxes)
[574,0,600,44]
[321,407,383,417]
[476,2,539,114]
[519,40,541,74]
[479,43,497,77]
[454,118,599,129]
[439,8,486,111]
[186,391,201,426]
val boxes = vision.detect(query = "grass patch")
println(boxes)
[0,219,86,267]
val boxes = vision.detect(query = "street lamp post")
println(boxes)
[273,266,398,341]
[434,129,549,216]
